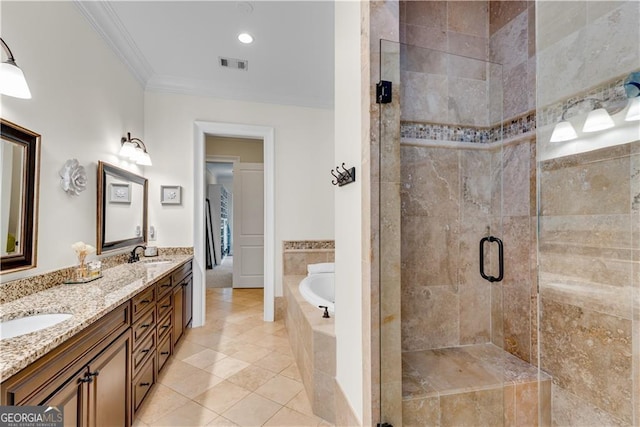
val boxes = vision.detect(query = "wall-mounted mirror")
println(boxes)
[97,161,147,254]
[1,119,41,274]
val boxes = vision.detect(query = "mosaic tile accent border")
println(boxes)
[283,240,335,251]
[401,112,536,144]
[0,247,194,304]
[401,71,636,144]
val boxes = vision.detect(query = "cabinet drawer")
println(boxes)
[132,331,155,374]
[156,276,173,298]
[157,333,172,374]
[132,286,155,322]
[171,261,192,285]
[132,308,155,347]
[157,292,172,320]
[157,312,172,342]
[133,356,155,413]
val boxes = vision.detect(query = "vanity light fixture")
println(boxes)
[0,37,31,99]
[550,97,615,142]
[120,132,152,166]
[238,33,254,44]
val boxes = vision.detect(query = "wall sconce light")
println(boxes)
[120,132,152,166]
[0,37,31,99]
[550,98,615,142]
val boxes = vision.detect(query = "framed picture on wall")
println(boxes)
[109,183,131,203]
[161,185,181,205]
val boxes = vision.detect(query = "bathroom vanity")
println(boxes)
[0,256,193,426]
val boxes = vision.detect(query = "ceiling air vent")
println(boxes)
[219,57,248,71]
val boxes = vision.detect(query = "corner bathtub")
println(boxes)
[299,272,335,313]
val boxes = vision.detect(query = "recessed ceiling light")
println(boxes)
[238,33,254,44]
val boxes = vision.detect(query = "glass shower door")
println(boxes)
[377,38,545,426]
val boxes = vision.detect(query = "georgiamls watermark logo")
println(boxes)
[0,406,63,427]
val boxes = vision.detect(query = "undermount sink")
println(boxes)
[0,313,73,340]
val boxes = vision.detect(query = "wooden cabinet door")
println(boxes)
[87,331,131,427]
[41,369,87,427]
[172,283,184,346]
[183,275,193,329]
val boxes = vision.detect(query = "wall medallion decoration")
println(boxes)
[59,158,87,196]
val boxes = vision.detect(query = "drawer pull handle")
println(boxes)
[161,325,170,329]
[140,299,151,304]
[161,305,170,308]
[88,371,99,377]
[161,284,171,288]
[140,324,151,328]
[160,351,170,355]
[140,382,151,387]
[141,349,150,354]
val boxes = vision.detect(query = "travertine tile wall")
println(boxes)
[538,142,639,425]
[491,138,538,364]
[489,1,536,121]
[399,1,535,125]
[283,274,336,423]
[398,1,537,360]
[399,138,536,358]
[399,1,492,126]
[535,1,640,425]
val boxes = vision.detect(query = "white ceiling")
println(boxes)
[75,1,335,109]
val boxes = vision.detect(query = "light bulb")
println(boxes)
[119,141,137,158]
[0,61,31,99]
[625,97,640,121]
[238,33,253,44]
[136,151,152,166]
[550,120,577,142]
[582,108,614,132]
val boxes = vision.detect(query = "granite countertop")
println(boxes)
[0,255,192,380]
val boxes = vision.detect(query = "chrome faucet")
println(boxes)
[128,245,146,263]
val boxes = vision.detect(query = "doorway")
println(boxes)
[193,121,275,324]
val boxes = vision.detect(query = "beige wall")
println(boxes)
[206,136,264,163]
[1,1,144,282]
[144,91,334,300]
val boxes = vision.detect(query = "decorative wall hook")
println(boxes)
[331,163,356,187]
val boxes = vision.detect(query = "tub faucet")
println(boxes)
[128,245,146,263]
[319,305,330,318]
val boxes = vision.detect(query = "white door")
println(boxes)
[232,163,264,288]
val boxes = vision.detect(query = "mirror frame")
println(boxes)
[97,161,148,254]
[0,119,41,274]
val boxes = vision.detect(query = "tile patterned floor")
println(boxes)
[134,288,332,427]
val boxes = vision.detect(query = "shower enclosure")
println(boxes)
[377,2,639,426]
[378,39,546,426]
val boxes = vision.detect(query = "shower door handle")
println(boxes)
[479,236,504,283]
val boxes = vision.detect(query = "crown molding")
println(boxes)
[74,1,153,86]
